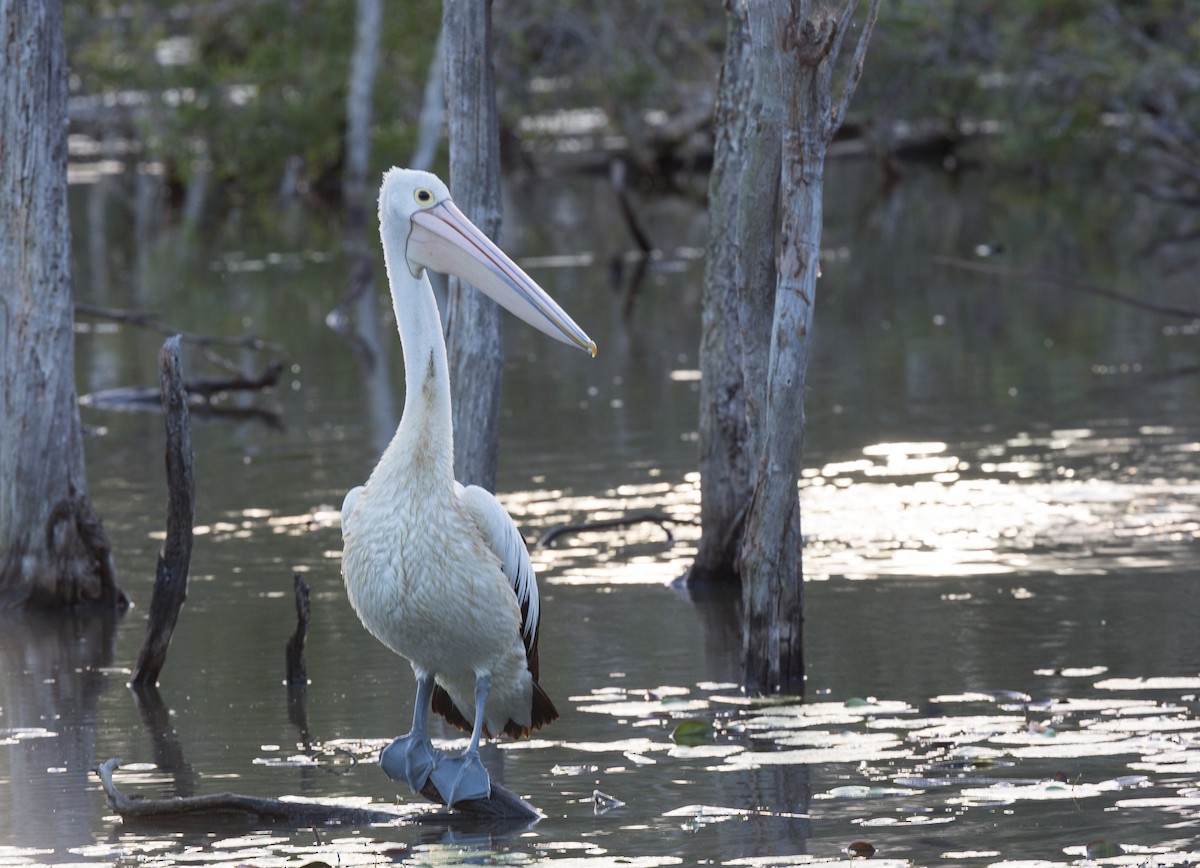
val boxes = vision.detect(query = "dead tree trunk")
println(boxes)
[332,0,382,323]
[0,0,124,611]
[691,0,880,695]
[739,0,880,694]
[442,0,504,492]
[411,27,446,172]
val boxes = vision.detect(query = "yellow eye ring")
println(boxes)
[414,188,434,205]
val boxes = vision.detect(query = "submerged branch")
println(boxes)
[932,255,1200,320]
[76,303,288,372]
[537,513,696,548]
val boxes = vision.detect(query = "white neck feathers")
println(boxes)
[371,219,455,490]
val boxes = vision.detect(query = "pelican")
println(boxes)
[340,168,595,806]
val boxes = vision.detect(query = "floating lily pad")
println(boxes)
[671,719,714,745]
[1085,839,1123,858]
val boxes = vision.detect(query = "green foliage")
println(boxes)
[859,0,1200,181]
[491,2,723,153]
[65,0,440,201]
[62,1,1200,200]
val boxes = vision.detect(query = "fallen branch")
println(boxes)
[131,337,195,689]
[81,362,285,407]
[931,255,1200,320]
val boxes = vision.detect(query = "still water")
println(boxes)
[2,161,1199,866]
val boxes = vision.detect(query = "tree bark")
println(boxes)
[442,0,504,492]
[736,1,785,467]
[689,0,755,584]
[0,0,123,611]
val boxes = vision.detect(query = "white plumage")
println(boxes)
[339,168,593,805]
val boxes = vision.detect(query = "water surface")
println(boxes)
[2,161,1198,866]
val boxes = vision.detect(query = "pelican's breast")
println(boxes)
[341,476,526,679]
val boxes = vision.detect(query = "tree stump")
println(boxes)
[131,336,194,688]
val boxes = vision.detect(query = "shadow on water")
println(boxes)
[128,686,195,799]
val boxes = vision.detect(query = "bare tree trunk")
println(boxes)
[691,0,879,693]
[738,0,880,695]
[443,0,503,491]
[689,0,755,584]
[0,0,124,611]
[411,28,446,172]
[337,0,382,320]
[344,0,380,217]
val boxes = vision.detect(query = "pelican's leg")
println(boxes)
[429,672,492,805]
[380,672,441,793]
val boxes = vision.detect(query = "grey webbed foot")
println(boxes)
[429,750,491,805]
[380,733,441,793]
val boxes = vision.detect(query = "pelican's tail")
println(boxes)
[430,680,559,739]
[525,680,560,735]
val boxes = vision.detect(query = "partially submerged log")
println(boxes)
[96,758,402,827]
[96,758,541,826]
[416,777,540,822]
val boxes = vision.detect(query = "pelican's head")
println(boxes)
[378,167,596,357]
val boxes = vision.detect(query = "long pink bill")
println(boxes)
[408,200,597,357]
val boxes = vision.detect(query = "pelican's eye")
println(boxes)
[414,188,434,205]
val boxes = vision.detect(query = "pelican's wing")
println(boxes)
[340,485,364,540]
[457,483,542,676]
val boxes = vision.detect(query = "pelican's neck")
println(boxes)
[374,221,454,487]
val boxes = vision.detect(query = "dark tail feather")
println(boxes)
[503,680,559,739]
[431,680,559,740]
[431,684,474,734]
